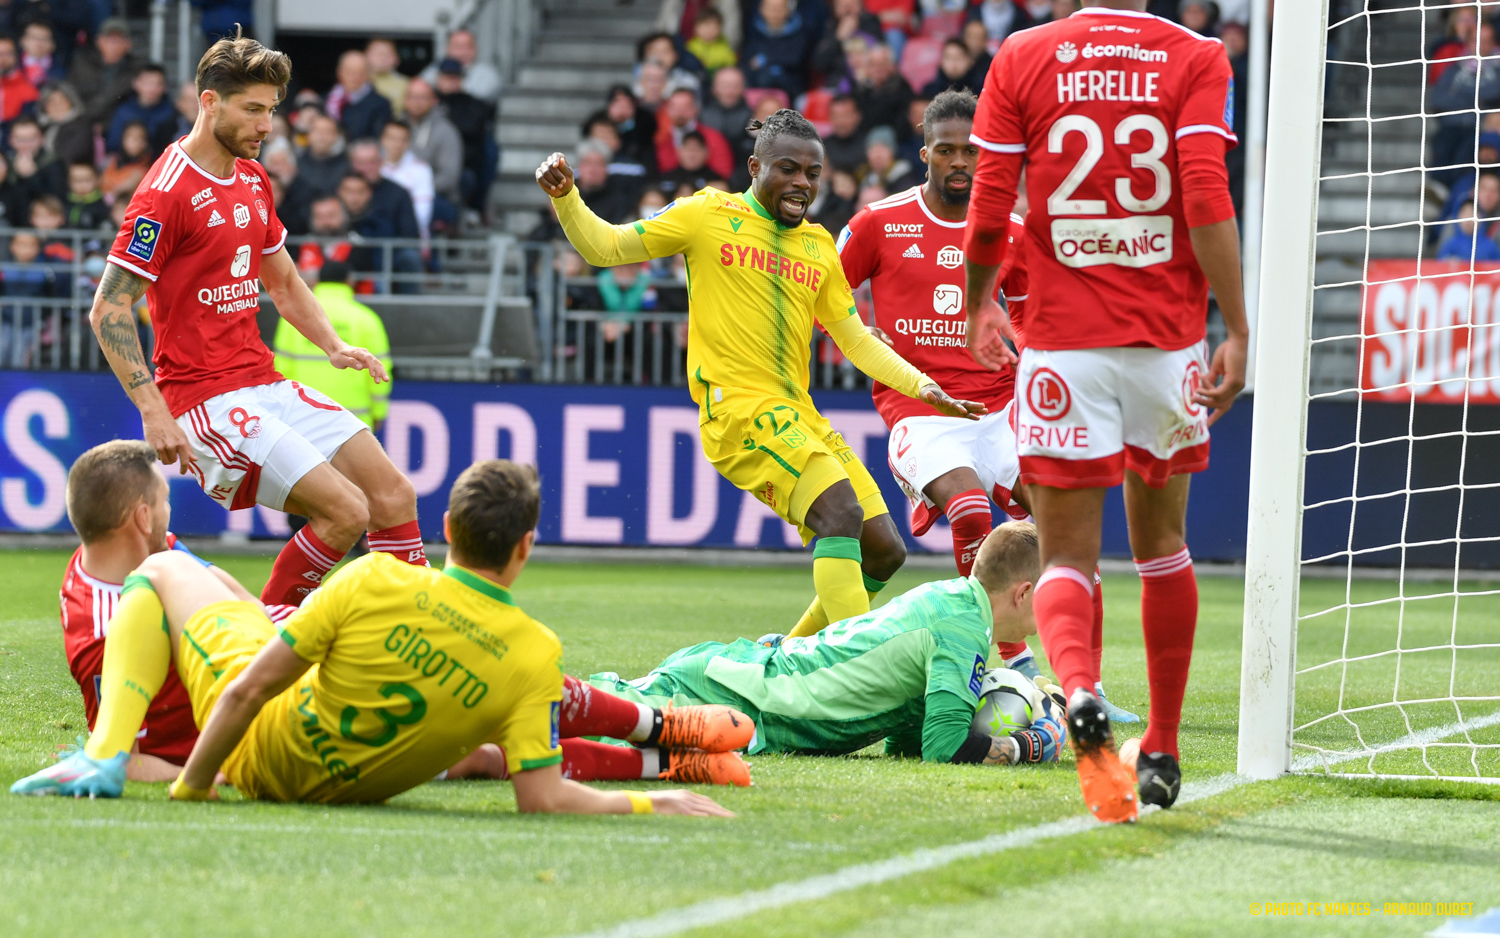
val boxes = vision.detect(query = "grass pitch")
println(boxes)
[1,549,1498,937]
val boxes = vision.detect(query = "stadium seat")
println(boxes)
[920,12,964,39]
[900,38,944,94]
[798,89,834,136]
[745,88,791,114]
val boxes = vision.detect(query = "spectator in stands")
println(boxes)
[403,78,463,206]
[742,0,810,99]
[854,43,914,140]
[867,0,916,61]
[1437,200,1500,262]
[419,29,501,104]
[921,40,979,97]
[300,194,376,280]
[655,85,734,180]
[687,8,737,73]
[814,0,881,88]
[590,85,659,176]
[1221,20,1248,212]
[860,124,918,193]
[64,162,108,229]
[367,38,408,117]
[598,262,656,326]
[379,120,435,240]
[1430,5,1480,86]
[19,22,63,87]
[634,61,670,113]
[274,259,391,433]
[1431,19,1500,184]
[898,97,927,166]
[101,121,151,200]
[1,231,56,368]
[262,137,314,235]
[966,0,1035,44]
[0,36,39,123]
[346,139,420,240]
[164,80,199,143]
[1178,0,1219,36]
[38,83,91,168]
[298,114,349,198]
[0,153,30,228]
[575,137,642,224]
[291,91,323,145]
[823,95,866,172]
[433,58,496,210]
[108,64,175,153]
[661,131,716,196]
[67,17,140,126]
[8,117,65,200]
[328,51,394,144]
[961,19,993,79]
[657,0,742,49]
[638,31,704,87]
[30,194,71,263]
[811,167,858,233]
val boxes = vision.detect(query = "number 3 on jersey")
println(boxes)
[1047,113,1173,270]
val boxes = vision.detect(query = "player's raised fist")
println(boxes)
[535,152,575,198]
[921,384,987,421]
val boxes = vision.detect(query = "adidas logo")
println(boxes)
[207,209,226,228]
[902,243,924,259]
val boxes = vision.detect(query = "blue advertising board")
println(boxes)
[0,371,1256,560]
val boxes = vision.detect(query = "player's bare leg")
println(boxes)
[329,430,426,565]
[1121,470,1193,808]
[259,461,370,604]
[1028,483,1136,822]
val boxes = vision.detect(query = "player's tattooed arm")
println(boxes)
[982,736,1020,766]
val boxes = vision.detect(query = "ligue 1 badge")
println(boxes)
[255,199,268,225]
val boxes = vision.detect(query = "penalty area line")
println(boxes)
[568,710,1500,938]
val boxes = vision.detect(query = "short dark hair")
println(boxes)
[382,119,410,136]
[636,31,677,62]
[447,460,541,570]
[943,38,971,56]
[319,258,351,283]
[748,108,822,159]
[195,25,291,101]
[681,130,707,148]
[831,94,859,110]
[137,62,167,79]
[695,6,723,23]
[923,89,977,143]
[338,172,372,190]
[66,440,161,544]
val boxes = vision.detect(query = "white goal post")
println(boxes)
[1239,0,1500,784]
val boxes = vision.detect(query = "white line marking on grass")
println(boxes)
[1290,708,1500,775]
[570,710,1500,938]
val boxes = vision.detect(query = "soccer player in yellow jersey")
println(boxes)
[13,460,731,817]
[537,109,985,634]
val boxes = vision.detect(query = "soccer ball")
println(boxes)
[972,668,1044,736]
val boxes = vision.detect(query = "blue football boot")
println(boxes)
[11,750,128,798]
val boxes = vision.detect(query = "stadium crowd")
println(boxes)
[1423,4,1500,261]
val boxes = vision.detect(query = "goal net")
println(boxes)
[1239,0,1500,783]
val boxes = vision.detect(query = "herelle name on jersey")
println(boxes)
[717,242,827,293]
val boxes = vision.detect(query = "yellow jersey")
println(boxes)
[225,553,564,804]
[633,187,860,422]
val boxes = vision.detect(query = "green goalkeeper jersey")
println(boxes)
[590,576,994,762]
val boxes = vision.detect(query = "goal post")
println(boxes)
[1237,0,1330,781]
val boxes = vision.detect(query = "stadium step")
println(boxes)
[530,41,638,66]
[516,64,636,92]
[498,122,582,148]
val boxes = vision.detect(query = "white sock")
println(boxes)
[1004,652,1034,668]
[1095,681,1107,698]
[638,748,662,779]
[625,703,655,743]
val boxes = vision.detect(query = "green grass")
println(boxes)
[1,550,1498,937]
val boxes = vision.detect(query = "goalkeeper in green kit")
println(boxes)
[590,522,1067,766]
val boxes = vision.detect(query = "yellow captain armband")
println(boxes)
[624,791,655,814]
[168,773,216,801]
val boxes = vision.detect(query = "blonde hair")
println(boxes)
[972,521,1040,592]
[66,440,160,543]
[196,26,291,101]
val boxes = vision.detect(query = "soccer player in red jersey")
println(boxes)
[962,1,1249,822]
[836,90,1137,723]
[91,32,427,609]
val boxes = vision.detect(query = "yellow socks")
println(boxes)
[808,537,868,630]
[84,574,171,761]
[789,571,890,638]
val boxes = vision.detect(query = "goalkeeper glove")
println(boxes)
[1033,675,1067,712]
[1008,695,1067,763]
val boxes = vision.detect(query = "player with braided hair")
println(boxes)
[537,109,984,634]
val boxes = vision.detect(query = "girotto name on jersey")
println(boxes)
[718,243,825,292]
[199,277,262,314]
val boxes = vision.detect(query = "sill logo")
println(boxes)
[1027,368,1072,421]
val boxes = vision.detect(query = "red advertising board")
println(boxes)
[1361,260,1500,404]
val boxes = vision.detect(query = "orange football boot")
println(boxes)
[1068,689,1138,824]
[657,703,755,752]
[663,749,752,787]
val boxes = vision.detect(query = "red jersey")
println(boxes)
[108,141,289,417]
[837,186,1019,427]
[60,541,199,763]
[998,211,1029,351]
[967,8,1236,351]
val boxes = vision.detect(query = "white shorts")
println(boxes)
[1014,343,1211,489]
[887,403,1030,535]
[176,380,367,511]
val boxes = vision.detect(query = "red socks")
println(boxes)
[1091,568,1104,677]
[261,526,345,606]
[947,489,992,577]
[1033,566,1097,698]
[559,738,651,780]
[1136,547,1198,758]
[367,520,429,566]
[561,675,652,740]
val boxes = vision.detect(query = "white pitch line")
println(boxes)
[568,710,1500,938]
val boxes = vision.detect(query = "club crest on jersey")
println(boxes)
[936,246,963,268]
[902,243,924,259]
[126,216,162,262]
[255,199,268,225]
[231,244,252,278]
[933,284,962,315]
[206,209,226,228]
[803,235,820,259]
[1027,368,1072,421]
[1056,41,1078,63]
[1181,359,1205,417]
[233,203,251,228]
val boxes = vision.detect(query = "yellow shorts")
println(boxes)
[700,393,888,544]
[175,600,276,729]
